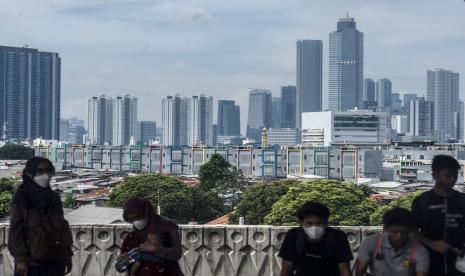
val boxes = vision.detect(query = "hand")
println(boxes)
[15,261,28,276]
[429,240,450,254]
[117,252,129,263]
[65,257,73,274]
[138,242,157,253]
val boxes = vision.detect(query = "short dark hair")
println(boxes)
[297,201,330,222]
[432,155,460,173]
[382,207,414,228]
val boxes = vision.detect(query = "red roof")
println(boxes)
[75,188,111,202]
[206,213,231,225]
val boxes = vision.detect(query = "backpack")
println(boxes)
[24,207,73,263]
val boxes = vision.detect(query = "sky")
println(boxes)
[0,0,464,134]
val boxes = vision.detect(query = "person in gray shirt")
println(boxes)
[355,207,429,276]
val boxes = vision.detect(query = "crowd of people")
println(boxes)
[6,154,465,276]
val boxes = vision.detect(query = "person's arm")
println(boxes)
[338,262,352,276]
[414,244,430,276]
[8,204,28,263]
[335,230,354,276]
[280,259,293,276]
[354,235,375,276]
[354,259,369,276]
[139,228,182,261]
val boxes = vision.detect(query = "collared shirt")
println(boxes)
[357,233,430,276]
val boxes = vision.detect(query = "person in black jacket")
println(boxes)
[411,155,465,276]
[8,157,73,276]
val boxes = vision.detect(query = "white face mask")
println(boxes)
[132,219,147,230]
[304,226,326,240]
[34,174,51,188]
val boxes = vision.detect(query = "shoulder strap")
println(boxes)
[408,241,417,266]
[372,233,384,259]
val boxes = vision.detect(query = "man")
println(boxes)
[355,207,429,276]
[411,155,465,276]
[278,201,353,276]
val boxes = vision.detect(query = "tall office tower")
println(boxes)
[427,69,460,140]
[376,78,392,109]
[88,95,113,145]
[459,102,465,142]
[136,121,156,145]
[363,79,375,102]
[402,93,417,114]
[212,124,218,146]
[186,94,213,146]
[60,119,70,142]
[281,85,297,128]
[112,95,137,146]
[246,89,272,143]
[328,15,364,111]
[408,97,434,137]
[217,100,241,136]
[68,117,86,144]
[391,93,402,114]
[272,97,282,128]
[296,40,323,127]
[0,45,61,140]
[162,95,187,146]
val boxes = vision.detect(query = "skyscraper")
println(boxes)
[272,97,282,128]
[296,40,323,127]
[60,119,70,142]
[162,95,187,146]
[187,94,213,146]
[0,45,61,140]
[376,78,392,109]
[427,68,459,140]
[328,15,364,111]
[246,89,272,143]
[136,121,157,145]
[68,117,85,144]
[363,79,375,102]
[88,95,113,145]
[112,95,137,145]
[408,97,434,137]
[217,100,241,136]
[281,85,297,128]
[391,93,402,114]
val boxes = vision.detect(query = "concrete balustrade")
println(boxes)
[0,224,381,276]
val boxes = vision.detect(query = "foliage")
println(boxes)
[197,154,248,220]
[63,193,77,209]
[108,174,194,223]
[264,180,378,226]
[230,180,298,225]
[0,178,17,217]
[370,191,424,225]
[0,144,35,160]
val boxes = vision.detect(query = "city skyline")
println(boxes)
[1,1,464,134]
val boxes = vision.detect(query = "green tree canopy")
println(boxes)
[0,144,35,160]
[370,191,424,225]
[63,193,77,209]
[108,174,194,223]
[264,180,378,226]
[230,180,298,225]
[0,178,17,217]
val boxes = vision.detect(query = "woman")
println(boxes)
[8,157,73,276]
[117,197,183,276]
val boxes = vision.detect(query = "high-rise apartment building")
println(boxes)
[0,45,61,140]
[68,117,85,144]
[162,95,187,146]
[88,95,113,145]
[246,89,272,143]
[136,121,157,145]
[60,119,70,142]
[408,97,434,137]
[427,68,459,140]
[376,78,392,109]
[280,86,297,128]
[328,16,364,111]
[272,97,281,128]
[363,79,376,102]
[217,100,241,136]
[296,40,322,127]
[112,95,137,146]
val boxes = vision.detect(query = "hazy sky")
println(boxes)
[1,0,464,133]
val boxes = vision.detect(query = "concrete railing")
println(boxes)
[0,224,381,276]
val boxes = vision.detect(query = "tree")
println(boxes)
[197,154,248,219]
[108,174,194,223]
[230,180,298,225]
[0,144,35,160]
[264,180,378,226]
[63,193,77,209]
[370,191,424,225]
[0,178,17,217]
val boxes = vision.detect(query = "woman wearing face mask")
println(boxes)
[9,157,73,276]
[116,197,183,276]
[278,201,353,276]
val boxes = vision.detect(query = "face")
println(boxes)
[125,212,144,223]
[300,214,327,228]
[385,225,411,248]
[35,161,53,176]
[433,169,458,189]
